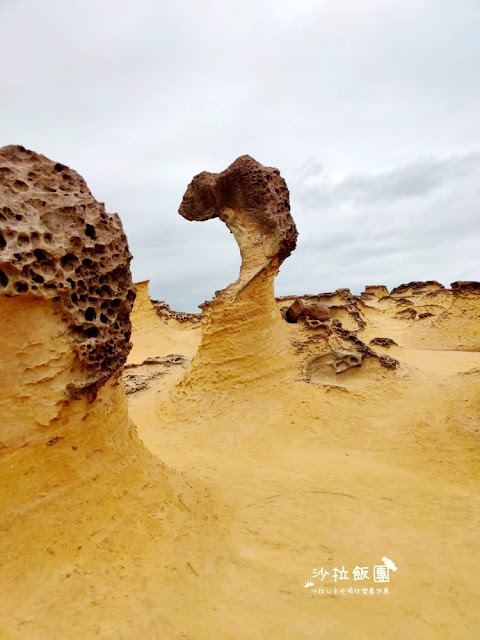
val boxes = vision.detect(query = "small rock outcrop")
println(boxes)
[128,280,201,364]
[0,145,135,395]
[285,298,331,323]
[152,299,201,324]
[451,281,480,293]
[362,285,389,298]
[390,281,444,296]
[302,322,399,379]
[370,337,398,348]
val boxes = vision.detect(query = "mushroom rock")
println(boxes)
[177,155,298,389]
[0,145,138,451]
[0,144,136,402]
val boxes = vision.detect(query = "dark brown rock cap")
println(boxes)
[285,298,331,323]
[179,155,298,264]
[0,144,135,394]
[451,281,480,292]
[390,281,444,295]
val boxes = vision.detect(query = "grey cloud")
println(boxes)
[1,0,480,309]
[299,154,480,207]
[276,153,480,297]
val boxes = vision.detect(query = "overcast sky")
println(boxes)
[1,0,479,310]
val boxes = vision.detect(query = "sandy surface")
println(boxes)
[2,282,479,639]
[124,284,480,639]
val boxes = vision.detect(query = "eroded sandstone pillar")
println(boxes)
[0,144,136,445]
[177,155,298,390]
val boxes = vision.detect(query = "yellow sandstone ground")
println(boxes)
[126,280,480,640]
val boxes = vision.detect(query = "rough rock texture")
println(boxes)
[285,298,304,323]
[285,298,331,323]
[362,285,390,298]
[278,290,366,333]
[390,280,444,295]
[124,354,187,369]
[152,299,201,324]
[370,337,398,348]
[176,156,298,390]
[179,155,297,270]
[124,354,187,394]
[451,281,480,293]
[0,145,135,394]
[396,307,417,320]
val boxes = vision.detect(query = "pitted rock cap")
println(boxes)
[0,145,135,394]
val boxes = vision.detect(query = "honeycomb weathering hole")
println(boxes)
[0,144,136,394]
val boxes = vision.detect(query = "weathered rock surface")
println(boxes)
[0,148,226,639]
[285,298,331,323]
[176,156,298,390]
[362,285,389,298]
[179,154,297,272]
[451,281,480,293]
[370,337,398,348]
[285,298,305,323]
[125,354,187,369]
[153,299,201,324]
[0,145,135,394]
[390,280,444,295]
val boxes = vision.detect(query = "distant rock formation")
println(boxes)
[128,280,201,364]
[390,281,444,296]
[152,298,201,325]
[177,155,298,389]
[361,285,389,299]
[450,281,480,293]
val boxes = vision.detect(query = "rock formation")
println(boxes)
[175,158,399,389]
[152,298,201,325]
[370,337,398,348]
[128,280,200,364]
[0,144,135,398]
[361,285,389,300]
[285,298,331,323]
[390,280,444,295]
[0,147,226,638]
[176,155,298,389]
[451,280,480,293]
